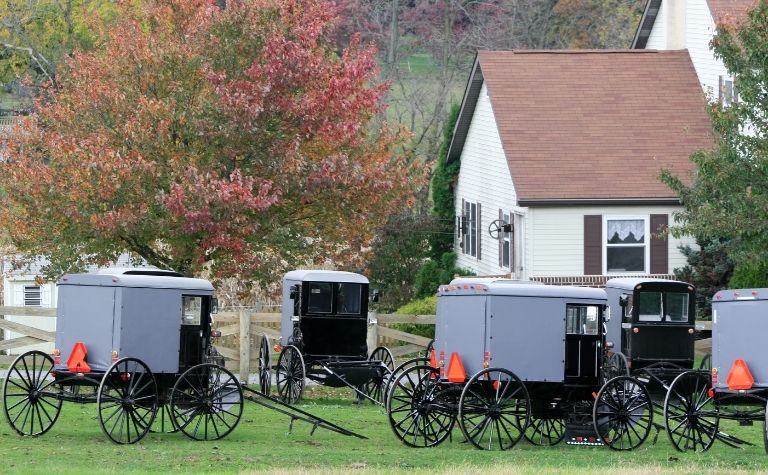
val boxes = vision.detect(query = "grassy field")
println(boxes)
[0,384,767,475]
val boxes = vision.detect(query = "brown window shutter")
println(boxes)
[584,215,602,275]
[498,209,503,267]
[477,202,482,260]
[650,214,668,274]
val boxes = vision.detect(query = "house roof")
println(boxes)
[632,0,756,48]
[448,49,713,205]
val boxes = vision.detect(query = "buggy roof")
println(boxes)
[283,270,368,284]
[605,278,690,291]
[441,279,606,300]
[713,288,768,302]
[58,269,213,291]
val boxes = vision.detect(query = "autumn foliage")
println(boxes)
[0,0,422,281]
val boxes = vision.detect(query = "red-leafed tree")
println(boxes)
[0,0,422,282]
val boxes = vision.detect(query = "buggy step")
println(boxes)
[240,385,368,439]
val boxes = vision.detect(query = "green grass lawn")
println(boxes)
[0,383,766,474]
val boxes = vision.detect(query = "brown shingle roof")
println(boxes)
[476,49,713,203]
[707,0,756,22]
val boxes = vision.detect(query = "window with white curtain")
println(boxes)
[605,217,647,273]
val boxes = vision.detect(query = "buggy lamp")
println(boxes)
[688,328,695,334]
[111,350,119,363]
[52,348,61,365]
[274,344,283,353]
[211,330,222,338]
[633,327,640,334]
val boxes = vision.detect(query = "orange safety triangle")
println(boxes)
[429,349,437,369]
[726,358,754,390]
[446,352,467,383]
[66,341,92,373]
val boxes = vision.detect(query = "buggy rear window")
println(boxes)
[637,291,689,323]
[335,283,362,315]
[307,282,332,313]
[182,296,203,325]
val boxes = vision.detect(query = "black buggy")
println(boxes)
[2,268,366,444]
[260,270,394,405]
[602,278,697,390]
[386,279,655,451]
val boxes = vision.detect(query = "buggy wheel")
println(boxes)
[664,370,719,452]
[170,363,243,441]
[458,368,531,450]
[276,345,305,404]
[386,364,455,447]
[602,351,629,383]
[97,357,158,444]
[363,346,395,404]
[699,353,712,371]
[258,334,271,396]
[385,357,430,406]
[525,416,566,446]
[150,403,178,433]
[2,350,62,436]
[593,376,653,451]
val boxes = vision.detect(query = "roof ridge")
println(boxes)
[480,49,686,55]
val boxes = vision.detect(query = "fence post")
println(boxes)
[239,309,251,383]
[367,310,378,355]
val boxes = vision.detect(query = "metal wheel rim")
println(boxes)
[362,347,395,404]
[458,368,531,451]
[170,363,244,441]
[525,416,566,446]
[97,357,158,444]
[276,345,305,404]
[258,335,271,396]
[386,364,455,448]
[383,357,429,407]
[664,370,719,452]
[593,376,653,451]
[2,350,63,436]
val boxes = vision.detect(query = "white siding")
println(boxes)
[529,205,696,277]
[454,82,527,278]
[2,277,57,354]
[644,0,731,102]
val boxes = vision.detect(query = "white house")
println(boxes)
[449,50,713,286]
[632,0,756,104]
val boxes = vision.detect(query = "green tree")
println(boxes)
[429,102,460,259]
[673,238,733,319]
[661,1,768,271]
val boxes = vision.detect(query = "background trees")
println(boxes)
[661,1,768,288]
[0,0,422,283]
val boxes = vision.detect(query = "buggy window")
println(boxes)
[665,292,689,322]
[637,291,689,323]
[638,292,662,321]
[335,283,362,315]
[307,282,332,314]
[566,305,599,335]
[182,296,202,325]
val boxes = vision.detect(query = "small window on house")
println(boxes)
[501,212,511,268]
[719,76,737,106]
[462,200,479,257]
[24,285,41,307]
[605,217,647,273]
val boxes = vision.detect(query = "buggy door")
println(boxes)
[565,304,601,386]
[179,295,210,371]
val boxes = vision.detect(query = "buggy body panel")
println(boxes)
[605,278,695,369]
[712,289,768,390]
[281,270,369,359]
[54,271,214,375]
[435,280,606,385]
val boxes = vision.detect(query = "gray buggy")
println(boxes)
[386,279,654,451]
[259,270,394,405]
[662,288,768,453]
[2,268,366,444]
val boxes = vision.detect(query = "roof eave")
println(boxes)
[446,54,484,164]
[632,0,663,49]
[517,197,682,207]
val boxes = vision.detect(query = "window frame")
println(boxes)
[602,215,649,275]
[462,200,478,258]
